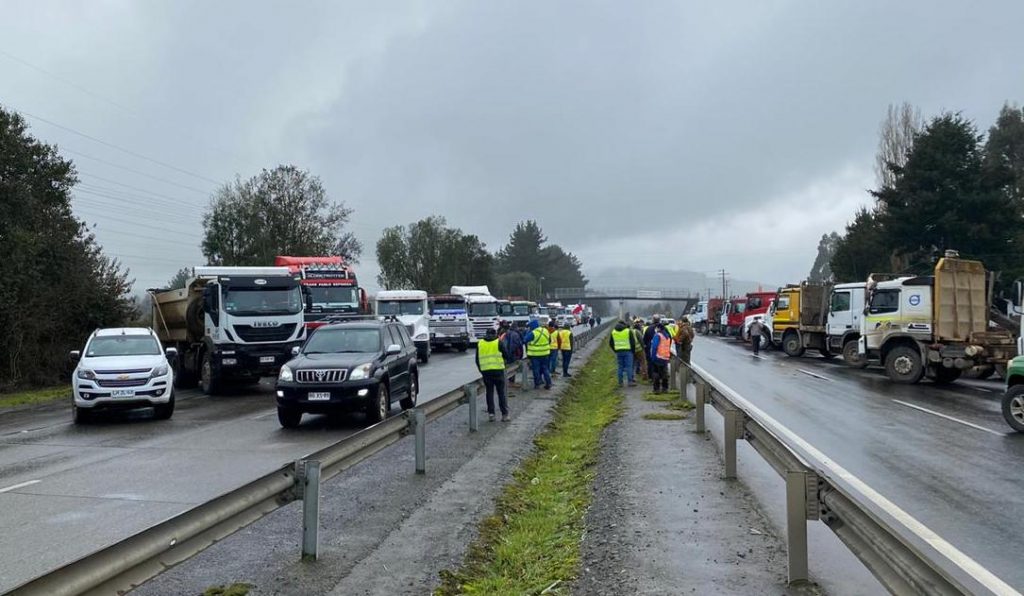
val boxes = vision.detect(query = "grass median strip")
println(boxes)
[436,347,622,595]
[0,386,67,410]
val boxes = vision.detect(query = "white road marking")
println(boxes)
[893,400,1009,437]
[692,363,1020,595]
[972,387,995,394]
[751,354,768,361]
[0,480,40,493]
[251,410,277,420]
[797,368,831,381]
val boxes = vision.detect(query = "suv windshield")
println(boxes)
[304,328,381,353]
[224,287,302,316]
[469,302,498,317]
[309,286,359,309]
[87,335,161,357]
[378,300,425,316]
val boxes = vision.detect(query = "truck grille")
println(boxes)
[234,324,297,342]
[296,369,347,384]
[472,320,495,337]
[430,322,466,335]
[97,378,149,388]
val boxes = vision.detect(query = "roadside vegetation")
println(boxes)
[0,386,67,410]
[436,347,621,595]
[203,583,251,596]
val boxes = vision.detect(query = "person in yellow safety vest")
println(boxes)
[649,323,673,394]
[631,319,647,380]
[608,320,637,387]
[524,320,552,390]
[476,327,510,421]
[666,320,678,340]
[555,322,574,378]
[546,319,561,377]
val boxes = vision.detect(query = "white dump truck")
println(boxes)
[376,289,431,363]
[150,266,307,394]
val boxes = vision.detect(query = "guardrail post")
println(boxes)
[520,360,529,392]
[669,358,678,391]
[724,408,739,479]
[786,470,810,584]
[695,381,706,433]
[301,460,321,561]
[465,383,478,432]
[414,409,426,474]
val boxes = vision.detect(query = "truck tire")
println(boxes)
[367,383,389,424]
[173,358,198,389]
[277,406,302,429]
[457,343,468,353]
[153,394,175,420]
[400,374,418,410]
[842,340,868,369]
[931,366,961,384]
[884,345,925,384]
[782,332,804,357]
[1002,385,1024,432]
[200,352,221,395]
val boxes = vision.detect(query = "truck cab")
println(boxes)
[428,294,471,352]
[508,300,538,330]
[826,282,867,367]
[723,298,747,337]
[275,256,366,329]
[375,289,431,363]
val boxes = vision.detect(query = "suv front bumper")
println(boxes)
[73,376,173,410]
[276,377,382,413]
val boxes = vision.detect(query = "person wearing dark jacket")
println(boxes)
[608,320,637,387]
[649,323,673,393]
[524,319,552,390]
[642,314,661,379]
[476,327,510,421]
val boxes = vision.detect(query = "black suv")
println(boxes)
[275,319,419,428]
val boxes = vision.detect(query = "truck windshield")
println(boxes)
[224,287,302,316]
[308,286,359,309]
[512,304,532,316]
[734,303,746,314]
[304,328,381,354]
[469,302,498,317]
[868,289,900,314]
[86,336,161,357]
[830,292,851,313]
[378,301,425,315]
[498,303,514,316]
[431,300,465,313]
[776,295,790,310]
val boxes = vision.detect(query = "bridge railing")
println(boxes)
[552,287,696,300]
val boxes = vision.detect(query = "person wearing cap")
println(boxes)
[476,327,510,421]
[555,321,574,377]
[675,315,695,365]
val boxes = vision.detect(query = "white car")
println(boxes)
[70,327,177,424]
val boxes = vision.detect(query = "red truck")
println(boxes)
[274,256,369,329]
[740,291,778,341]
[722,297,747,337]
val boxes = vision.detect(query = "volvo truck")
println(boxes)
[451,286,499,341]
[428,293,471,352]
[150,266,307,394]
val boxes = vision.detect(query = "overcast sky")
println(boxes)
[3,1,1023,292]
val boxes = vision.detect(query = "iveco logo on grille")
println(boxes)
[251,321,281,328]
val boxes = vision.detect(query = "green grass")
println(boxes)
[436,347,622,595]
[203,583,252,596]
[643,412,687,421]
[0,386,67,409]
[665,399,694,411]
[642,392,675,402]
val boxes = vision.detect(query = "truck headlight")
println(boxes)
[279,365,294,382]
[151,365,169,378]
[77,369,96,380]
[349,363,373,380]
[414,333,428,340]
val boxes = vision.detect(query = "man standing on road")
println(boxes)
[588,317,595,329]
[643,314,661,380]
[546,319,560,377]
[631,319,647,380]
[609,320,637,387]
[476,327,510,422]
[524,320,552,390]
[556,322,574,377]
[500,320,524,388]
[650,323,672,393]
[675,316,695,365]
[749,316,764,356]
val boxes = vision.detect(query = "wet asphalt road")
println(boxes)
[0,348,484,592]
[693,335,1024,591]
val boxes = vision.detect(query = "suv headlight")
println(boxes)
[77,369,96,380]
[349,363,373,380]
[151,365,169,378]
[279,365,294,382]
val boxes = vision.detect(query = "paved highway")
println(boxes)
[0,347,486,591]
[693,335,1024,590]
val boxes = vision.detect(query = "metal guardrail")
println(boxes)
[8,321,615,596]
[676,360,1019,596]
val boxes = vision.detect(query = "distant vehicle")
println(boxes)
[497,299,514,324]
[722,298,747,337]
[150,266,306,395]
[772,283,834,358]
[69,327,178,424]
[275,256,369,329]
[275,319,418,428]
[375,289,431,363]
[451,286,499,342]
[428,294,471,352]
[826,282,868,367]
[692,298,723,335]
[1002,356,1024,432]
[739,292,777,341]
[507,300,538,329]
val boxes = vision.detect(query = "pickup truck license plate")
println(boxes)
[111,389,135,398]
[308,392,330,401]
[260,356,275,364]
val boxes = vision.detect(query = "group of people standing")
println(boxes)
[609,314,695,393]
[475,318,577,422]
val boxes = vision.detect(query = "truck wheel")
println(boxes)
[200,352,221,395]
[1002,386,1024,432]
[400,374,418,410]
[277,406,302,429]
[173,358,198,389]
[457,343,468,353]
[418,346,430,364]
[931,366,961,384]
[842,340,868,369]
[782,332,804,357]
[153,394,175,420]
[885,345,924,384]
[367,383,389,423]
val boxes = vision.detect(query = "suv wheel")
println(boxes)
[1003,385,1024,432]
[368,383,389,423]
[153,394,175,420]
[72,403,92,425]
[278,406,302,429]
[401,374,418,410]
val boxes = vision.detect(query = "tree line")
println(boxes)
[809,102,1024,290]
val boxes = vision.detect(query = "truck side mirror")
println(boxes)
[302,287,313,311]
[202,285,220,326]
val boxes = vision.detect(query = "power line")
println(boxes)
[78,173,209,207]
[75,185,207,216]
[75,208,205,239]
[63,147,215,195]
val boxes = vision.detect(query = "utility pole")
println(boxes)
[718,269,728,299]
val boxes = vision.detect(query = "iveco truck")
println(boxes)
[150,266,307,394]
